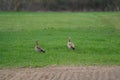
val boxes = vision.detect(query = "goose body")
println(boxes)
[35,41,45,53]
[67,37,75,50]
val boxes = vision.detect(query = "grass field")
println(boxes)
[0,12,120,68]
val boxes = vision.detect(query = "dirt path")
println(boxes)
[0,66,120,80]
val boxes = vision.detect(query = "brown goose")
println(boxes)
[35,41,45,53]
[67,37,75,50]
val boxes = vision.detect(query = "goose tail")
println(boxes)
[72,47,75,50]
[41,49,46,53]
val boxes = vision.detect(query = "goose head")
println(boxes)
[68,37,71,42]
[35,41,39,46]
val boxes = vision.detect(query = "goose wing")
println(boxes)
[67,42,75,48]
[35,46,45,53]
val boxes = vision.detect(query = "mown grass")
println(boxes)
[0,12,120,68]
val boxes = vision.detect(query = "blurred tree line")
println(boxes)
[0,0,120,11]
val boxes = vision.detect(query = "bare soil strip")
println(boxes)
[0,66,120,80]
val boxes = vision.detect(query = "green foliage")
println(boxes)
[0,12,120,68]
[0,0,120,11]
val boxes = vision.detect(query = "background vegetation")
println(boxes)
[0,0,120,11]
[0,12,120,68]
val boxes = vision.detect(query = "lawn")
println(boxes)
[0,12,120,68]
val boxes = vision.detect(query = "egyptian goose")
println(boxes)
[35,41,45,53]
[67,37,75,50]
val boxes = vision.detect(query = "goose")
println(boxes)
[67,37,75,50]
[35,41,45,53]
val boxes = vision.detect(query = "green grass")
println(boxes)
[0,12,120,68]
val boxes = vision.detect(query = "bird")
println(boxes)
[67,37,75,50]
[35,41,45,53]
